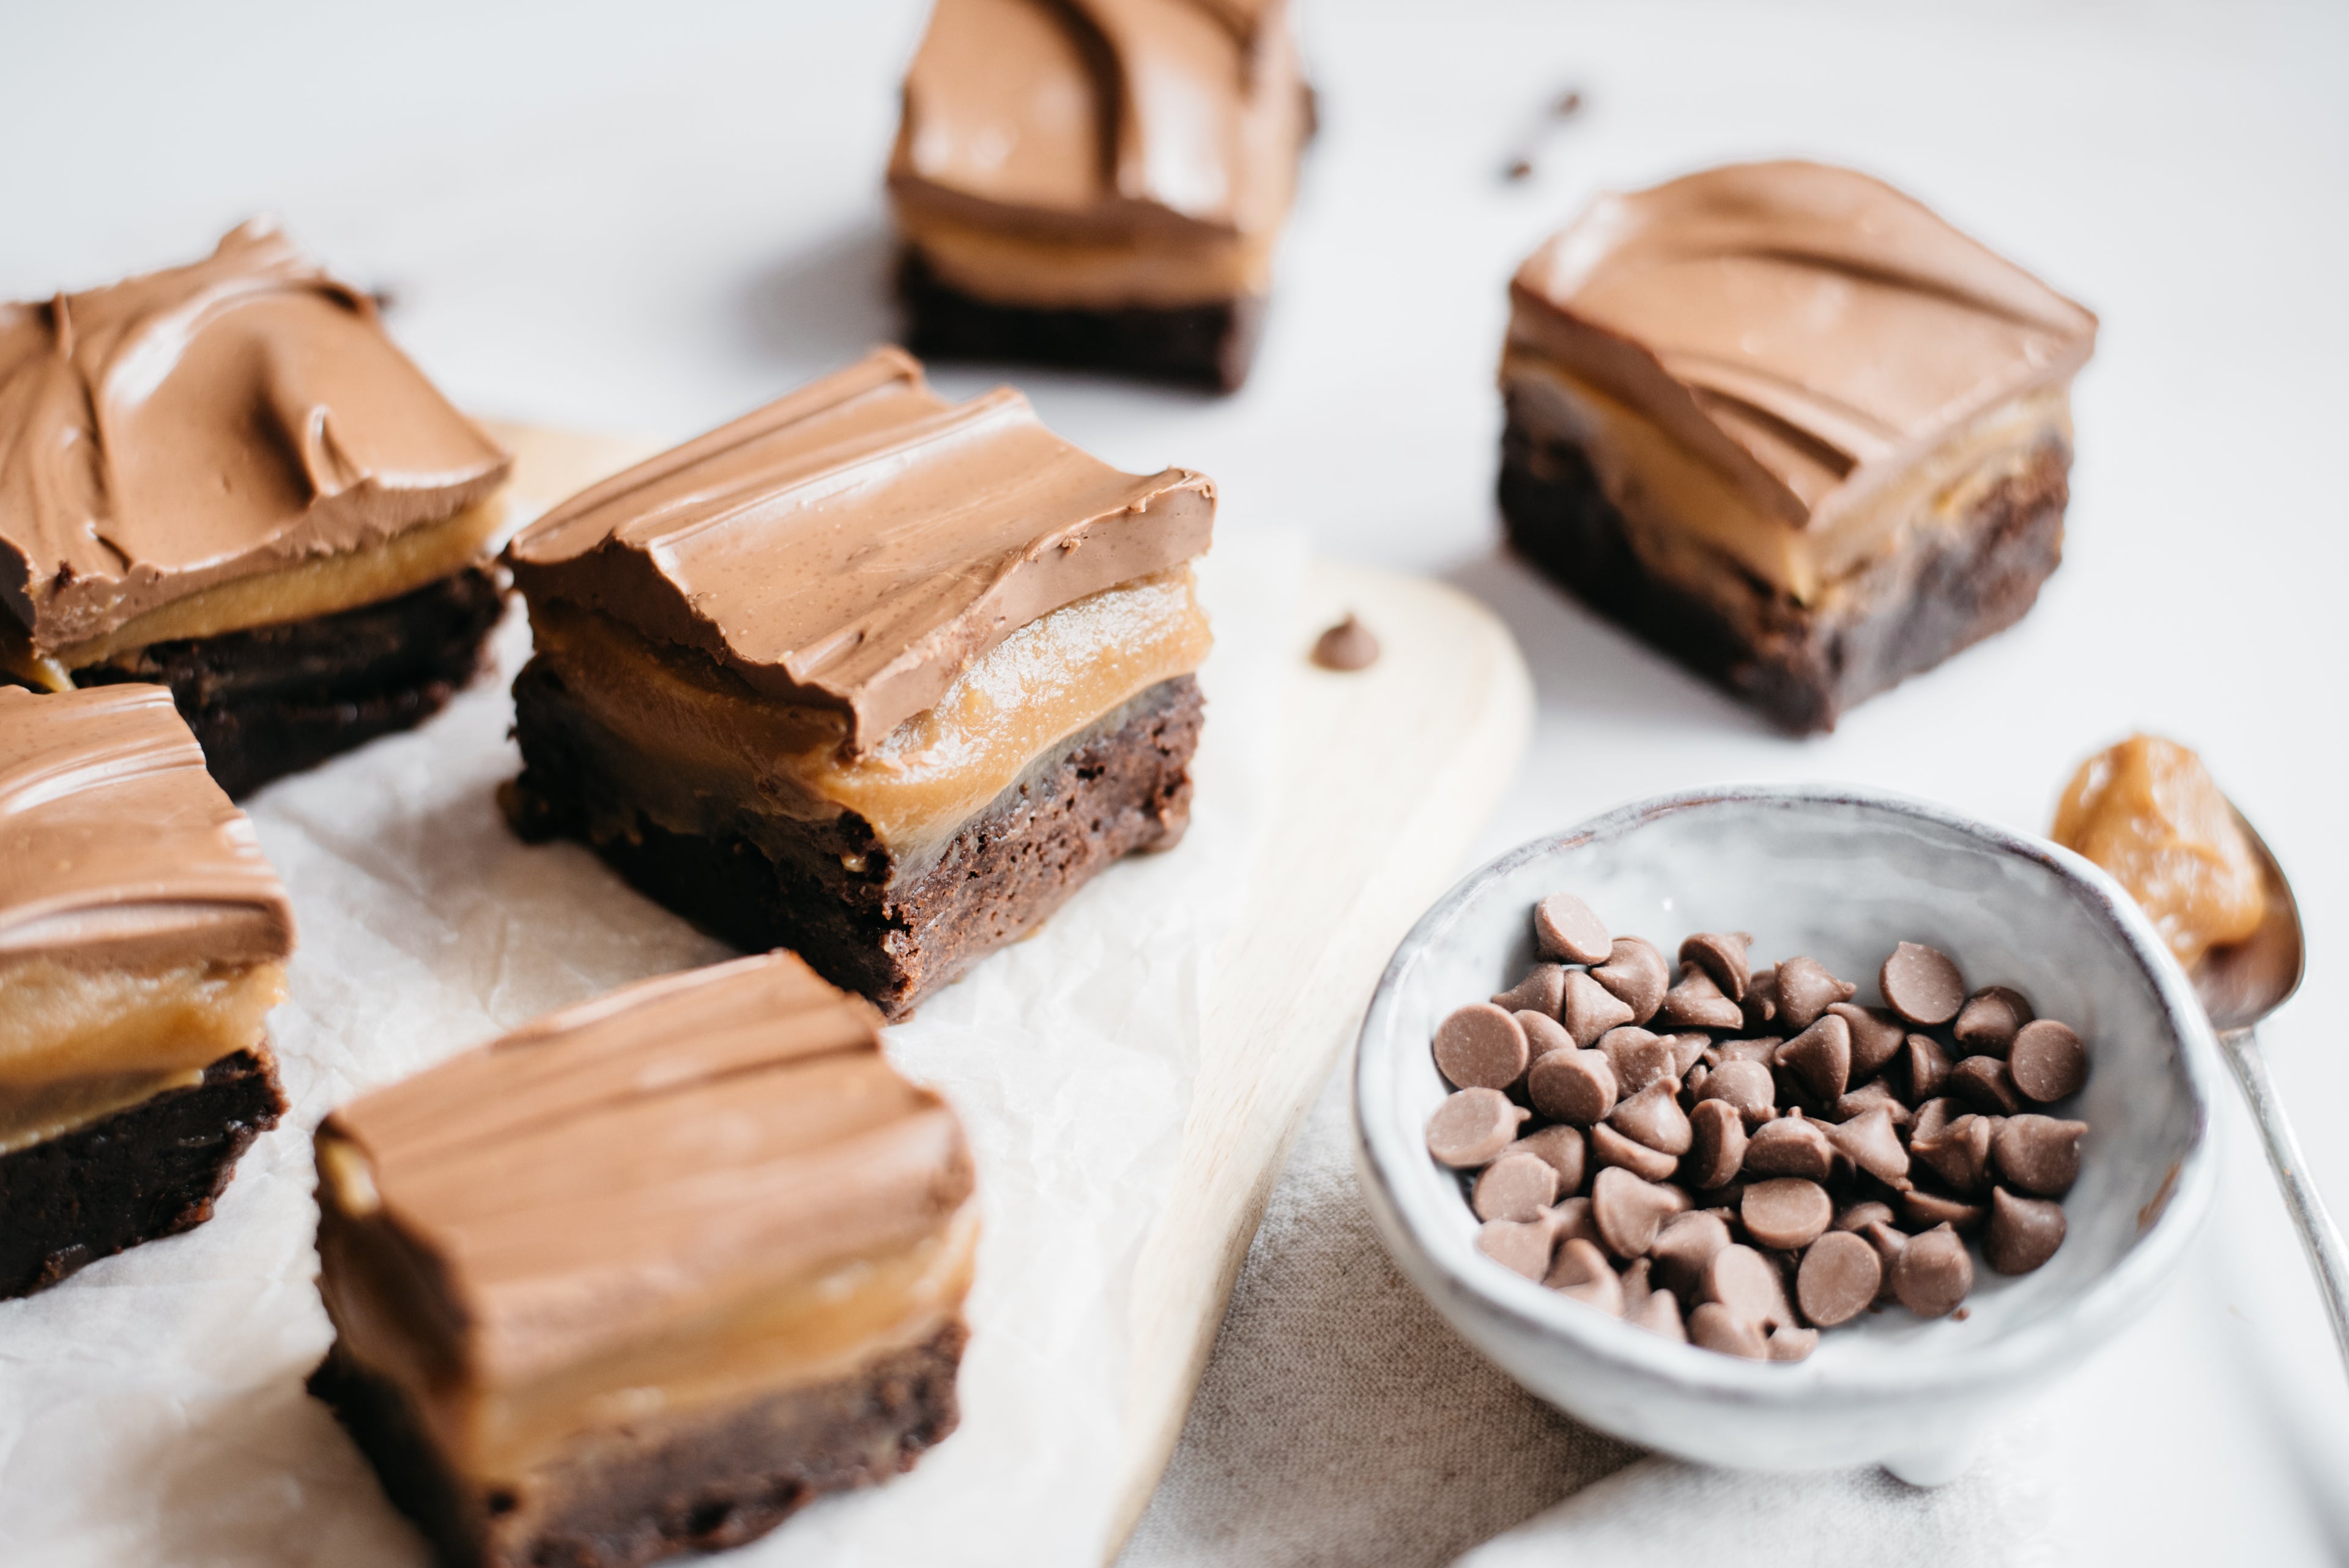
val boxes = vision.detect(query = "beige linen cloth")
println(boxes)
[1119,1068,2059,1568]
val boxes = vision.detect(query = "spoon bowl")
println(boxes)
[2193,810,2306,1032]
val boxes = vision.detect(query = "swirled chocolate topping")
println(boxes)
[889,0,1305,245]
[507,347,1215,749]
[0,222,510,657]
[320,951,976,1391]
[1507,161,2098,532]
[0,684,294,969]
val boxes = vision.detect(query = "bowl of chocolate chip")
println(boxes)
[1353,785,2219,1484]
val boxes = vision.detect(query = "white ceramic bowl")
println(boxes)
[1353,785,2219,1484]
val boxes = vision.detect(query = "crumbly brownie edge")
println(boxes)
[0,1047,286,1300]
[505,673,1202,1021]
[1496,415,2070,733]
[310,1320,968,1568]
[61,566,507,798]
[896,248,1264,394]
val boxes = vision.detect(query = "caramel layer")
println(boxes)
[896,203,1274,309]
[529,568,1211,860]
[1503,352,2071,608]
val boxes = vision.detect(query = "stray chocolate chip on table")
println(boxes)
[1310,612,1380,671]
[1426,892,2095,1359]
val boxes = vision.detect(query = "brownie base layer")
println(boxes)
[0,1048,286,1301]
[897,249,1265,394]
[60,566,506,798]
[505,672,1201,1021]
[1497,420,2069,733]
[310,1322,967,1568]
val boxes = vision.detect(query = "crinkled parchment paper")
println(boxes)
[0,535,1297,1568]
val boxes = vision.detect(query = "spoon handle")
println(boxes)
[2217,1026,2349,1378]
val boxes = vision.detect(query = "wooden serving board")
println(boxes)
[486,423,1534,1561]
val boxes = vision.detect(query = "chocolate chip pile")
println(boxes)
[1425,893,2091,1361]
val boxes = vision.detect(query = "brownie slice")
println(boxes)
[0,1049,286,1300]
[508,669,1202,1019]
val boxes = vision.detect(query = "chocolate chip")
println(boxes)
[1618,1256,1655,1314]
[1663,1032,1710,1078]
[1891,1222,1973,1317]
[1551,1195,1600,1247]
[1881,942,1965,1026]
[1590,1122,1682,1183]
[1589,1165,1690,1257]
[1692,1058,1776,1126]
[1909,1112,1994,1195]
[1627,1285,1687,1341]
[1773,957,1856,1032]
[1701,1243,1792,1330]
[1426,1087,1529,1166]
[1597,1026,1675,1096]
[1473,1152,1561,1222]
[1503,1124,1586,1193]
[1949,1055,2024,1115]
[1743,1115,1835,1183]
[1310,613,1380,671]
[1994,1115,2086,1197]
[1795,1231,1881,1328]
[1477,1213,1560,1280]
[2008,1019,2087,1103]
[1954,986,2033,1056]
[1902,1033,1953,1103]
[1901,1189,1985,1233]
[1559,969,1636,1048]
[1910,1095,1960,1145]
[1828,1002,1907,1081]
[1492,964,1567,1018]
[1515,1010,1575,1063]
[1857,1218,1908,1303]
[1545,1237,1625,1315]
[1684,1099,1748,1190]
[1658,963,1745,1030]
[1742,965,1779,1029]
[1535,893,1612,966]
[1775,1013,1852,1104]
[1678,931,1752,1002]
[1823,1106,1910,1185]
[1828,1078,1912,1130]
[1434,1003,1529,1090]
[1609,1079,1693,1155]
[1650,1209,1732,1297]
[1742,1177,1833,1251]
[1527,1048,1617,1125]
[1767,1325,1820,1361]
[1984,1186,2068,1274]
[1710,1037,1781,1067]
[1591,936,1669,1024]
[1689,1302,1770,1358]
[1834,1199,1896,1233]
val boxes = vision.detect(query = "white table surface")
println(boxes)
[6,2,2345,1562]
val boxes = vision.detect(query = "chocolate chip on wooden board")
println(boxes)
[1880,942,1966,1026]
[1434,1004,1527,1090]
[1427,1088,1528,1166]
[1534,892,1612,965]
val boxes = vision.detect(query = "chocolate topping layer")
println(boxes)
[319,952,976,1394]
[507,348,1214,749]
[1507,161,2096,537]
[0,684,295,970]
[0,223,511,657]
[889,0,1304,248]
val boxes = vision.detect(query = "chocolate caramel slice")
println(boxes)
[888,0,1311,391]
[0,223,513,794]
[307,951,977,1568]
[1497,161,2098,731]
[503,347,1214,1018]
[0,684,294,1298]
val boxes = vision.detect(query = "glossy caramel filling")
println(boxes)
[895,202,1273,308]
[0,957,286,1152]
[319,1156,979,1482]
[2054,734,2266,967]
[1501,349,2072,608]
[527,568,1211,861]
[1,494,509,685]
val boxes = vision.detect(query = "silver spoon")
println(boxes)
[2191,808,2349,1374]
